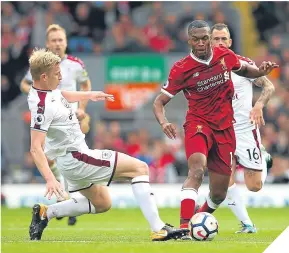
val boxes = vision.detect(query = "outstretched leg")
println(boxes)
[227,163,255,231]
[113,152,188,241]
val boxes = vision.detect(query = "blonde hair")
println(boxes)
[46,24,66,39]
[29,48,61,80]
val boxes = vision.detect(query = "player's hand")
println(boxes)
[89,92,114,102]
[258,61,279,75]
[45,178,65,200]
[75,108,86,121]
[161,122,177,139]
[250,102,265,128]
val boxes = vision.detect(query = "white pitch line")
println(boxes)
[3,227,284,231]
[3,241,96,243]
[2,240,270,244]
[4,227,144,231]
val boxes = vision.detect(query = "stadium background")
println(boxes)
[1,1,289,208]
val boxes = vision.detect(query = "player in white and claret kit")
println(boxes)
[28,49,188,241]
[21,24,91,225]
[211,23,274,233]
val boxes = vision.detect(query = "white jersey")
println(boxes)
[232,56,266,171]
[28,87,87,160]
[232,56,257,133]
[25,55,89,111]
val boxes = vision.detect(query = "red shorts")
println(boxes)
[184,122,236,175]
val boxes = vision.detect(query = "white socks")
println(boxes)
[47,195,96,221]
[131,175,165,232]
[180,188,198,203]
[227,183,253,226]
[206,194,220,209]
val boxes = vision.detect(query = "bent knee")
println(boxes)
[135,161,149,176]
[188,154,206,169]
[125,160,149,179]
[101,201,112,213]
[246,182,263,192]
[93,200,112,213]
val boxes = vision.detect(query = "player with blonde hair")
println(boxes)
[28,48,188,241]
[21,24,92,225]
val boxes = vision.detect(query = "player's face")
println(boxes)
[188,27,211,60]
[46,30,67,58]
[211,29,232,48]
[46,64,62,90]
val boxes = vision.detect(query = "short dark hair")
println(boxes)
[211,23,231,37]
[187,20,210,36]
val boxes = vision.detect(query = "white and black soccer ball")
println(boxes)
[189,212,219,241]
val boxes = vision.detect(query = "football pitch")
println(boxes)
[2,207,288,253]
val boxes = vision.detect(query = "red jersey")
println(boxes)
[161,46,242,130]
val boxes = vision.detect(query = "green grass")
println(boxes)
[2,207,288,253]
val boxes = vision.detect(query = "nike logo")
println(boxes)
[197,230,206,238]
[72,198,78,203]
[228,202,236,206]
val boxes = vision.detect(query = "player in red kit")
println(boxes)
[153,20,278,240]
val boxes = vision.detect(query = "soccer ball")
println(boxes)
[189,212,219,241]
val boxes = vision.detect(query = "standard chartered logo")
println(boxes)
[197,71,230,92]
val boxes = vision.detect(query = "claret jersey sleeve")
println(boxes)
[161,63,186,98]
[28,90,55,132]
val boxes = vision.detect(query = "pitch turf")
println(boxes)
[2,207,288,253]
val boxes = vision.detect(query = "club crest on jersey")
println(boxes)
[102,150,112,160]
[220,57,227,70]
[193,72,199,78]
[34,114,45,125]
[61,97,71,108]
[196,125,203,133]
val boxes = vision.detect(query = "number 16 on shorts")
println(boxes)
[246,148,260,162]
[235,129,264,171]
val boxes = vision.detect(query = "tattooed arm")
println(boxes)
[250,76,275,128]
[254,76,275,106]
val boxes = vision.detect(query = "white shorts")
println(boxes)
[235,129,265,171]
[56,149,118,192]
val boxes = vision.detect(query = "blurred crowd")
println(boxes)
[251,2,289,183]
[2,1,237,107]
[1,1,288,184]
[1,1,237,55]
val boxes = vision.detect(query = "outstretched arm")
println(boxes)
[153,93,177,139]
[235,61,279,79]
[254,76,275,107]
[61,90,114,103]
[78,79,92,111]
[250,76,275,127]
[30,130,65,200]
